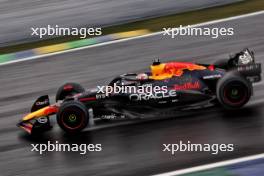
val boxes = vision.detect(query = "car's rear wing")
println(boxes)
[228,48,261,83]
[199,48,262,83]
[228,48,256,66]
[236,63,262,83]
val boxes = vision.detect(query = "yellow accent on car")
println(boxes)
[22,106,49,121]
[149,63,172,80]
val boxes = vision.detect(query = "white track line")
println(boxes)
[154,153,264,176]
[1,10,264,67]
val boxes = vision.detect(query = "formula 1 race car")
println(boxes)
[17,48,261,135]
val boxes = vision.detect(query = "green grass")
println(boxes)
[0,0,264,54]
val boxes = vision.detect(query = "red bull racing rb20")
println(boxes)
[17,49,262,135]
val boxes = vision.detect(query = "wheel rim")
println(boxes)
[223,82,248,105]
[61,106,85,130]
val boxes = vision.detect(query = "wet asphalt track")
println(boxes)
[0,13,264,176]
[0,0,241,47]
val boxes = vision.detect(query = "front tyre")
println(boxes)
[216,73,252,109]
[57,101,89,133]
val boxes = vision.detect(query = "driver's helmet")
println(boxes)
[136,73,148,80]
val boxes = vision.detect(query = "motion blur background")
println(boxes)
[0,0,264,176]
[0,0,241,46]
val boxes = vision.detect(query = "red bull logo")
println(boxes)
[173,81,201,90]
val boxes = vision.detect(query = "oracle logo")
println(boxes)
[36,99,49,106]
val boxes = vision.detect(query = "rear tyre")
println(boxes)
[216,73,252,109]
[57,101,89,133]
[56,82,85,102]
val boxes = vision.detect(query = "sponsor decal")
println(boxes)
[129,90,177,101]
[101,114,125,120]
[203,74,222,79]
[237,64,260,72]
[173,81,201,90]
[36,99,49,105]
[96,94,107,99]
[37,117,48,124]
